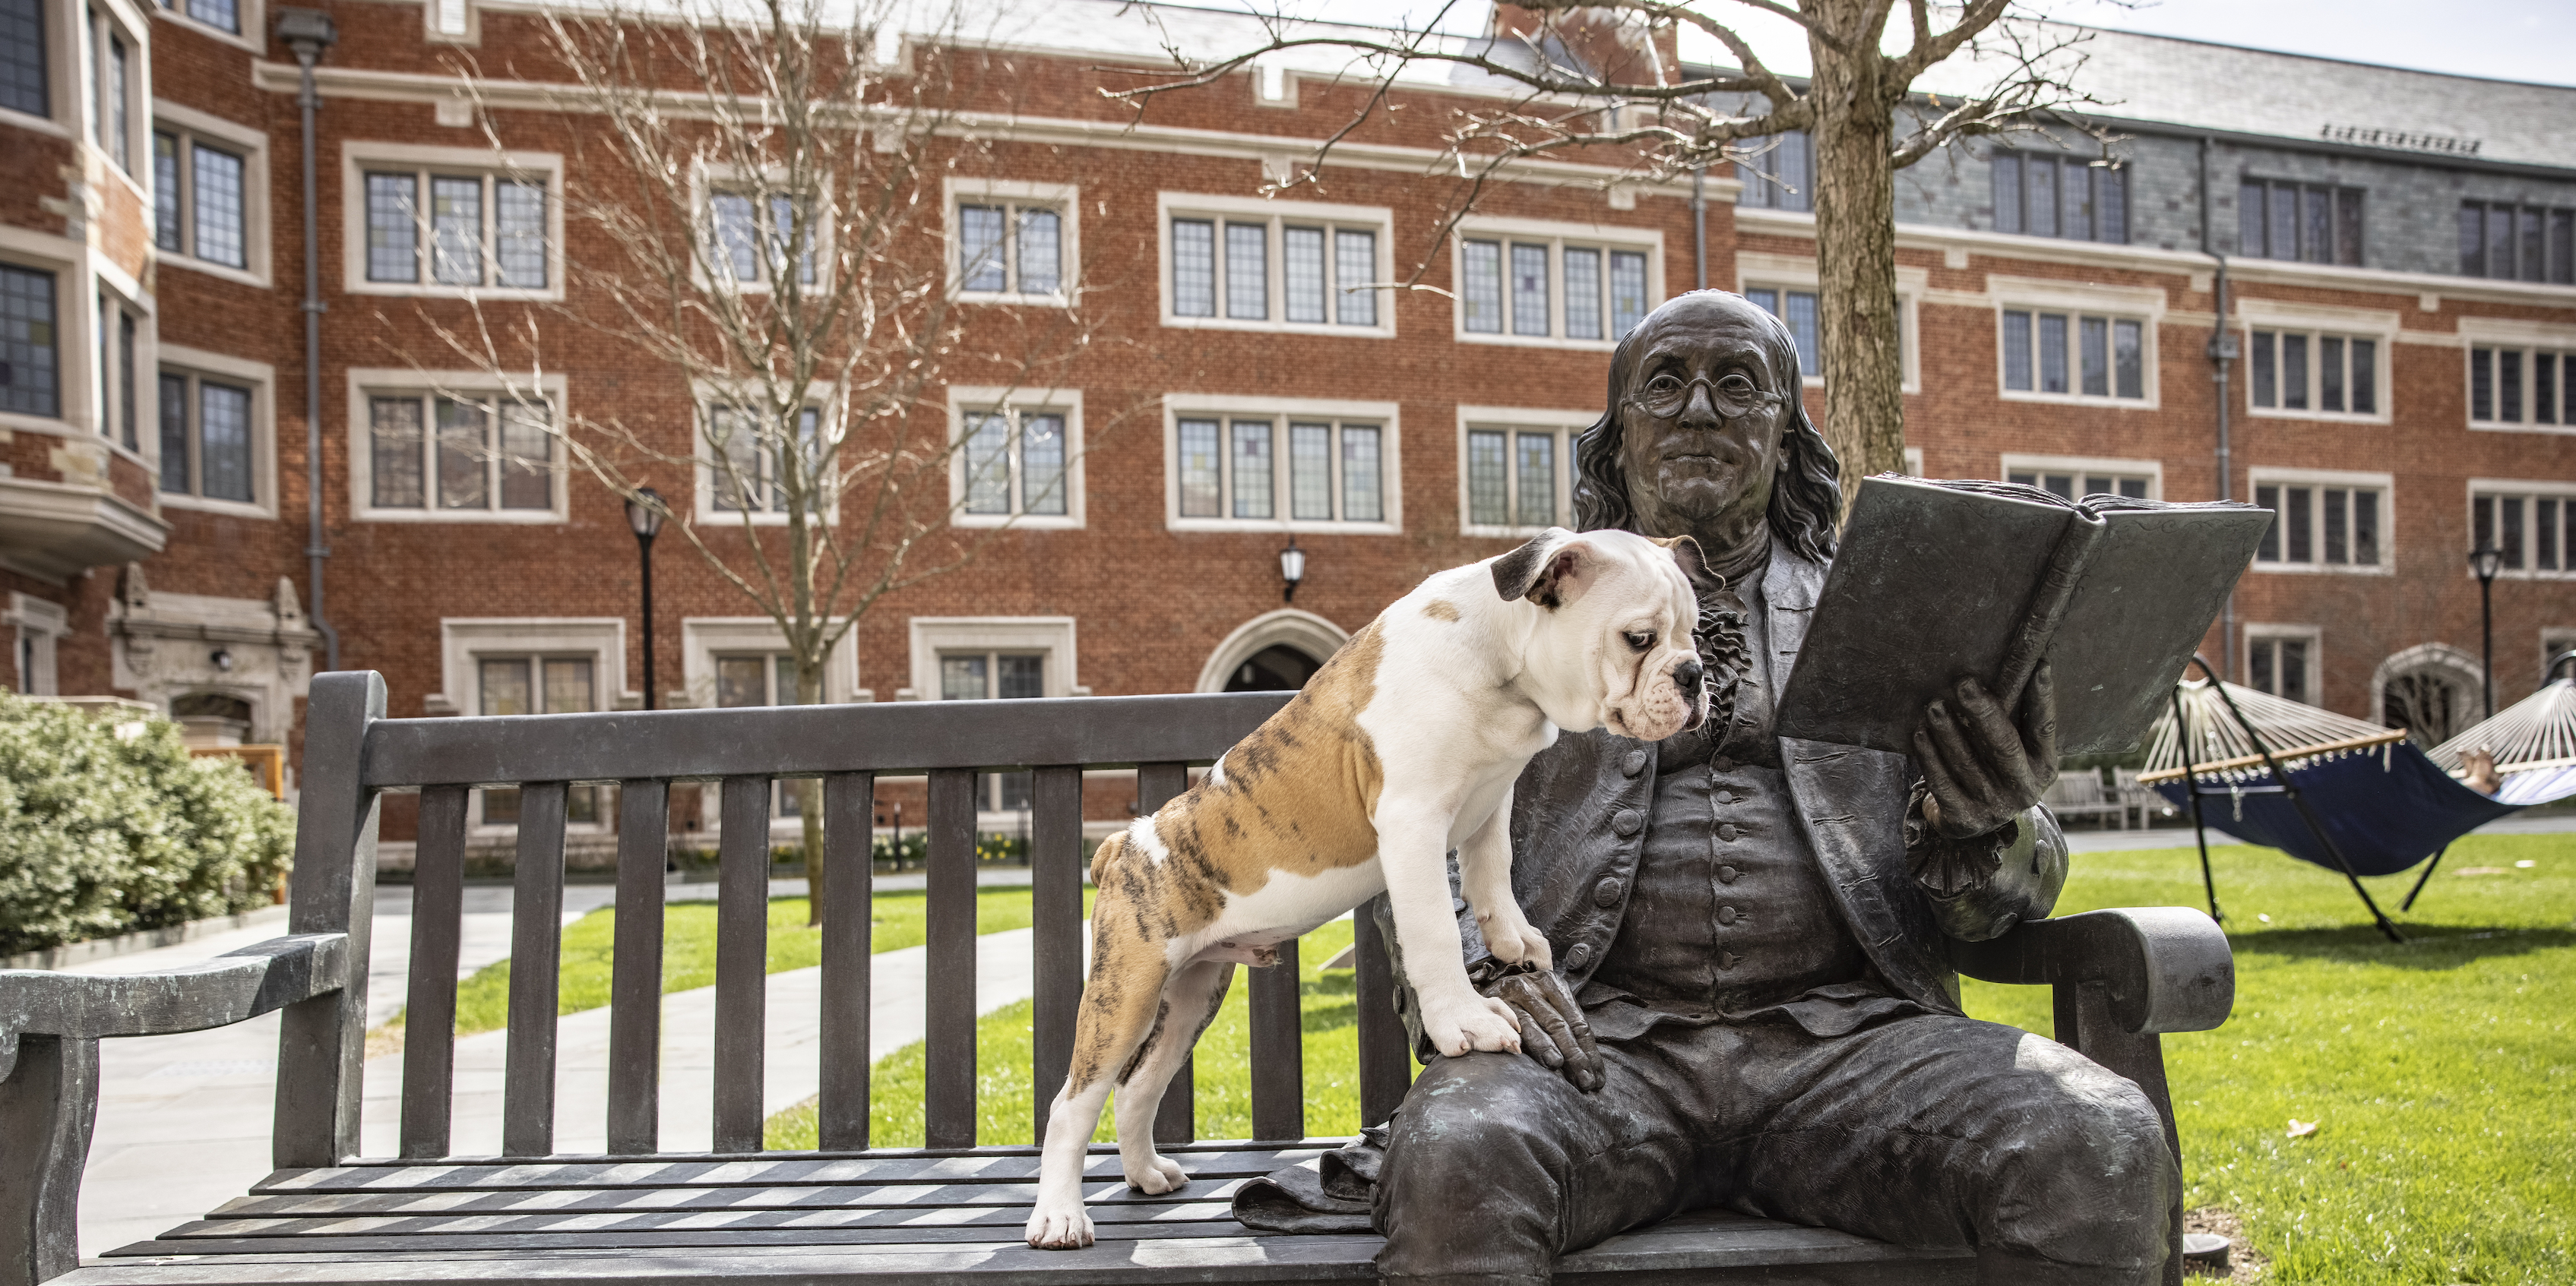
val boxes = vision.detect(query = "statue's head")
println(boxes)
[1571,290,1841,563]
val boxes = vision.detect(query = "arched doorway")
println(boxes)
[2373,644,2483,745]
[1195,608,1350,694]
[1223,644,1323,691]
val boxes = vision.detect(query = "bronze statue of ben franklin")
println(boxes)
[1355,292,2177,1284]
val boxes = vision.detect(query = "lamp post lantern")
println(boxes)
[628,488,666,710]
[1279,536,1306,603]
[2470,542,2503,719]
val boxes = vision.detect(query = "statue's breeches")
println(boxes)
[1372,1013,2176,1285]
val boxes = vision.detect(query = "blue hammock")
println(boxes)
[2153,741,2516,877]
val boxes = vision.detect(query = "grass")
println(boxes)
[771,835,2575,1284]
[395,889,1043,1038]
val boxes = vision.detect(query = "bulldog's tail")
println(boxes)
[1089,829,1127,887]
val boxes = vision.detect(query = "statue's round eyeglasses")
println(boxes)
[1625,372,1781,419]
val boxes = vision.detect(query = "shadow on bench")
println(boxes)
[2,673,2233,1286]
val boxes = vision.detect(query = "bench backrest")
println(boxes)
[277,671,1415,1168]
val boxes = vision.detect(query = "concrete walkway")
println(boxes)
[71,877,1044,1258]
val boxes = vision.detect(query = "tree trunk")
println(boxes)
[1806,11,1910,504]
[799,659,828,927]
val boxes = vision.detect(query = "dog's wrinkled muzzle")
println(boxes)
[1676,659,1709,731]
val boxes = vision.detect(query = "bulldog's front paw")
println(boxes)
[1422,994,1524,1057]
[1024,1199,1094,1250]
[1479,913,1553,971]
[1124,1152,1188,1195]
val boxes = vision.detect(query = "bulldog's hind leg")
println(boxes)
[1110,959,1236,1195]
[1025,916,1171,1250]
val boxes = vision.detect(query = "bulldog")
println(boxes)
[1026,527,1710,1250]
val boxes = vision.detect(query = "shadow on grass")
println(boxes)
[2229,923,2576,968]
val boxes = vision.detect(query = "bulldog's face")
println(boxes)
[1491,528,1709,741]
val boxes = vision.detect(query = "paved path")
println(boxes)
[71,877,1043,1258]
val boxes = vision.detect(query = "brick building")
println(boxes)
[3,0,2573,848]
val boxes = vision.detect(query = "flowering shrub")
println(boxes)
[0,695,295,956]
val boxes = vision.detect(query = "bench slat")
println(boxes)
[818,773,875,1152]
[714,778,773,1153]
[922,769,979,1149]
[1027,766,1084,1144]
[358,694,1291,789]
[1350,899,1411,1129]
[212,1174,1262,1217]
[104,1220,1261,1259]
[1133,762,1193,1149]
[502,782,571,1158]
[1245,938,1301,1144]
[252,1147,1331,1193]
[608,780,670,1154]
[167,1188,1254,1236]
[399,786,468,1159]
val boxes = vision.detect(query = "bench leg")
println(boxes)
[2057,981,2185,1286]
[0,1036,99,1286]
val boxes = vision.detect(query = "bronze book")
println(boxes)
[1774,476,2274,757]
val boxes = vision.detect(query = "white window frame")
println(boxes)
[945,385,1082,530]
[2247,466,2393,576]
[690,379,838,526]
[90,275,148,457]
[1991,278,2163,409]
[429,617,633,716]
[2467,478,2576,581]
[2237,302,2396,425]
[945,178,1077,305]
[1737,255,1923,391]
[1157,191,1394,338]
[82,0,147,192]
[156,342,274,518]
[5,593,68,695]
[340,142,565,300]
[154,0,262,55]
[2243,624,2323,706]
[904,616,1080,703]
[1456,406,1585,538]
[689,164,830,296]
[0,0,83,137]
[423,0,476,43]
[1998,453,2163,501]
[681,617,864,708]
[2461,317,2576,434]
[1161,393,1402,535]
[346,368,570,523]
[150,102,270,286]
[1451,214,1662,351]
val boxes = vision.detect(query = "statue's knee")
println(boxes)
[1989,1077,2177,1262]
[1383,1061,1562,1185]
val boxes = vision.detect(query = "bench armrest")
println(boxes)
[0,932,349,1286]
[0,933,350,1078]
[1949,908,2233,1035]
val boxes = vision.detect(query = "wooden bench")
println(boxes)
[2,671,2235,1286]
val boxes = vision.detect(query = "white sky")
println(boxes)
[1247,1,2576,88]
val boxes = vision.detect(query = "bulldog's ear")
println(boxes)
[1492,528,1592,610]
[1651,533,1715,587]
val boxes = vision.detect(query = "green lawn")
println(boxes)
[776,836,2574,1285]
[402,889,1041,1038]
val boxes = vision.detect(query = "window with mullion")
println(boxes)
[1992,151,2127,244]
[2240,179,2365,265]
[2468,344,2574,427]
[2252,480,2383,569]
[477,655,601,824]
[367,393,555,513]
[1464,425,1571,531]
[2005,469,2151,502]
[2248,328,2379,416]
[707,403,821,514]
[2246,634,2315,705]
[717,651,817,816]
[366,169,548,289]
[956,200,1062,297]
[1460,235,1649,343]
[2458,201,2576,283]
[0,0,45,118]
[2473,488,2576,575]
[958,407,1068,519]
[1168,211,1379,328]
[1999,308,2144,401]
[1176,412,1382,526]
[157,368,255,503]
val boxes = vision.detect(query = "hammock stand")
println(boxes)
[2147,657,2410,943]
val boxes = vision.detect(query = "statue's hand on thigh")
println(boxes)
[1476,963,1603,1092]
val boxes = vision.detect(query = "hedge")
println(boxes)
[0,695,296,956]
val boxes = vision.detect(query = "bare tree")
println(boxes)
[425,0,1104,921]
[1107,0,2096,499]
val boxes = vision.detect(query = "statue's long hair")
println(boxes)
[1571,290,1842,563]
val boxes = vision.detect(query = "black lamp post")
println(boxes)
[2470,542,2503,719]
[1279,536,1306,603]
[628,488,666,710]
